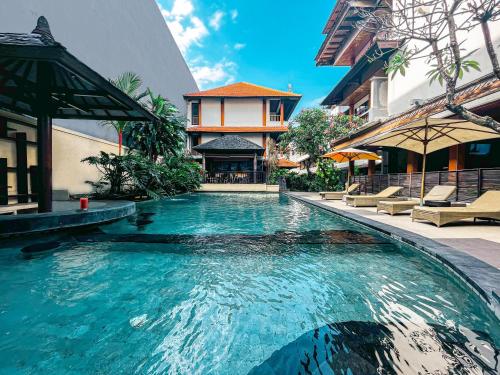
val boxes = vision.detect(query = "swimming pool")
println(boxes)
[0,193,498,374]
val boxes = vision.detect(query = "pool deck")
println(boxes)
[286,192,500,318]
[0,200,135,237]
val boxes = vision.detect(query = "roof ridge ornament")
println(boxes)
[32,16,56,44]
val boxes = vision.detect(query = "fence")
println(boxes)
[352,168,500,202]
[203,171,267,184]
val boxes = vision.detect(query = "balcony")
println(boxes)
[270,114,281,122]
[191,115,199,126]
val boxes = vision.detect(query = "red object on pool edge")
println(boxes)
[80,197,89,210]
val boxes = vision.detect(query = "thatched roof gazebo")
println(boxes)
[0,17,158,212]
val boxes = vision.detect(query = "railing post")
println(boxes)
[409,172,412,198]
[455,169,459,201]
[477,168,482,197]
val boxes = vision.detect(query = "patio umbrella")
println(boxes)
[323,147,381,186]
[365,117,500,205]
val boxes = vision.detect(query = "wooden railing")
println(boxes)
[269,114,281,122]
[203,171,266,184]
[351,168,500,202]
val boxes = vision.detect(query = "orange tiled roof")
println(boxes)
[277,159,300,168]
[184,82,301,98]
[186,126,289,133]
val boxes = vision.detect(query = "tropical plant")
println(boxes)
[315,159,343,191]
[328,114,365,141]
[265,138,280,177]
[279,108,331,175]
[82,152,202,199]
[101,72,146,155]
[125,89,186,161]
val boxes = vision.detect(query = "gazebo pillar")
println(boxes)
[36,62,53,213]
[36,114,52,212]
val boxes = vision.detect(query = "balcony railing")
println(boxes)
[192,115,199,126]
[269,114,281,122]
[351,167,500,202]
[203,171,266,184]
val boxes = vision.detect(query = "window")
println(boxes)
[269,99,281,122]
[192,134,200,147]
[469,143,491,156]
[191,102,200,125]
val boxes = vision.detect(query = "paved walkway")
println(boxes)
[291,192,500,269]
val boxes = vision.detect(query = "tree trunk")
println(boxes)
[118,129,123,156]
[480,20,500,80]
[446,103,500,132]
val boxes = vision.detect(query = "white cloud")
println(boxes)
[230,9,238,21]
[209,10,224,30]
[191,59,237,89]
[157,0,208,54]
[156,1,240,90]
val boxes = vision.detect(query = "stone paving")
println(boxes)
[291,192,500,269]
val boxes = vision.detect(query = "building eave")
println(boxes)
[332,73,500,149]
[187,126,289,133]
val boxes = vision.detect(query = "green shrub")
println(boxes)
[82,152,201,200]
[273,160,343,192]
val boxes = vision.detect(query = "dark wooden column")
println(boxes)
[36,62,53,212]
[15,133,28,203]
[0,158,7,205]
[348,160,355,186]
[406,151,419,173]
[448,144,465,171]
[367,160,375,176]
[36,114,52,212]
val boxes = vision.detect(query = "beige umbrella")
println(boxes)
[366,117,500,205]
[323,147,381,186]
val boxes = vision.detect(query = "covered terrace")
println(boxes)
[0,17,157,212]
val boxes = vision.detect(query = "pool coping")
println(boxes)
[0,200,136,237]
[285,192,500,319]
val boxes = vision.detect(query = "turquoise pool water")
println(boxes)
[0,193,498,374]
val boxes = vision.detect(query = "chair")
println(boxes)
[319,183,360,200]
[345,186,404,207]
[411,190,500,227]
[377,185,456,215]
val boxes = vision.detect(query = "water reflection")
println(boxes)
[249,320,499,374]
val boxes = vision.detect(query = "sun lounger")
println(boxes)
[319,183,359,200]
[345,186,403,207]
[411,190,500,227]
[0,203,38,215]
[377,185,456,215]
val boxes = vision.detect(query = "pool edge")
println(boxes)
[285,192,500,320]
[0,201,136,237]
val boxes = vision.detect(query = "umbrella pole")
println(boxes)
[420,142,428,206]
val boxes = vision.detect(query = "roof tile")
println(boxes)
[184,82,301,98]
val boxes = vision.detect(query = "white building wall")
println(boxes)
[201,134,220,144]
[225,99,262,126]
[388,20,500,115]
[201,99,221,127]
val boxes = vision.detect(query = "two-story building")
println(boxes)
[318,1,500,177]
[184,82,301,183]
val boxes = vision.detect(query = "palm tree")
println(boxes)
[101,72,145,155]
[125,89,186,162]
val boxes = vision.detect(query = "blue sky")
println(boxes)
[156,0,348,114]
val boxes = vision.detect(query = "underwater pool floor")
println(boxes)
[0,193,498,374]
